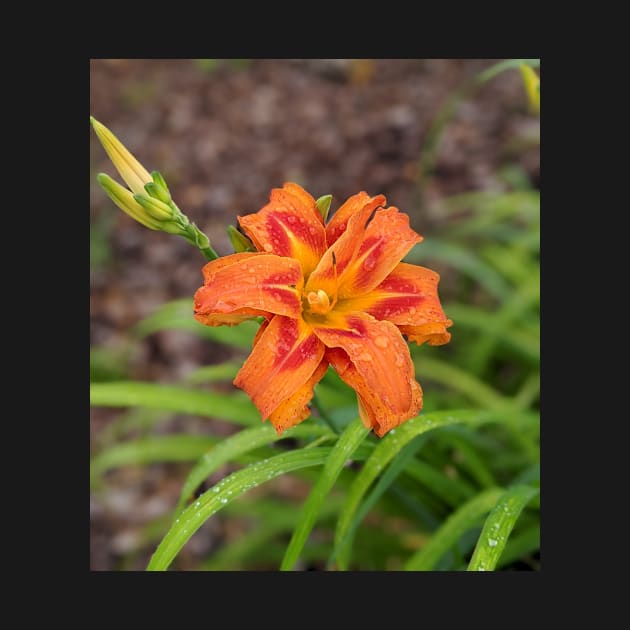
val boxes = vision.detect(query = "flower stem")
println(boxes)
[312,394,339,434]
[199,245,220,261]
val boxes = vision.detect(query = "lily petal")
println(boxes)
[335,262,452,344]
[234,315,326,422]
[326,191,381,245]
[194,308,268,327]
[398,323,452,346]
[326,345,422,437]
[312,311,421,436]
[337,207,423,298]
[193,253,304,322]
[305,195,386,299]
[238,183,327,276]
[268,359,329,433]
[200,252,263,284]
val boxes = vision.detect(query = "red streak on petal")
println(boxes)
[366,295,425,320]
[263,270,301,286]
[321,315,369,338]
[357,236,383,258]
[264,286,300,306]
[270,319,321,371]
[280,334,321,371]
[346,315,368,336]
[376,275,420,294]
[266,213,292,256]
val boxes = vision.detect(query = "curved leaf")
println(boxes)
[330,435,426,570]
[184,362,241,384]
[496,524,540,569]
[412,357,512,411]
[404,458,476,507]
[90,435,217,484]
[91,381,259,426]
[405,239,512,301]
[175,423,334,514]
[467,484,539,571]
[134,298,260,349]
[147,447,334,571]
[404,488,504,570]
[443,303,539,363]
[476,59,540,84]
[432,431,496,488]
[333,410,509,569]
[203,496,344,570]
[280,418,370,571]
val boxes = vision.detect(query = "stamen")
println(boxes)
[330,250,339,309]
[307,290,331,314]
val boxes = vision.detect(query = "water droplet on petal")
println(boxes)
[287,215,297,224]
[263,243,273,252]
[409,306,417,315]
[395,354,405,367]
[363,256,376,272]
[248,267,256,273]
[359,352,373,362]
[308,226,317,235]
[375,336,389,349]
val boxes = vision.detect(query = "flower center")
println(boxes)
[305,289,333,315]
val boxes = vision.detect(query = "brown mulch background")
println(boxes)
[89,59,539,570]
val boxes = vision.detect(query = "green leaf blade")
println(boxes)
[467,484,539,571]
[404,488,504,571]
[334,409,502,566]
[90,435,217,484]
[175,423,334,514]
[90,381,259,426]
[280,418,370,571]
[146,447,334,571]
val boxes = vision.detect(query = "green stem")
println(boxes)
[312,393,339,434]
[199,245,220,260]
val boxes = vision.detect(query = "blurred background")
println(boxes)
[90,59,540,570]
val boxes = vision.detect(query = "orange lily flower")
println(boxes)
[194,183,452,437]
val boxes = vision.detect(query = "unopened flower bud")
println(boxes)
[316,194,333,222]
[227,225,256,252]
[96,173,161,230]
[91,117,151,195]
[133,194,175,221]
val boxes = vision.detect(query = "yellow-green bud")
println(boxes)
[316,194,333,222]
[151,171,171,196]
[227,225,256,252]
[97,173,161,230]
[520,64,540,114]
[133,194,175,221]
[145,180,172,205]
[161,221,186,235]
[91,117,152,195]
